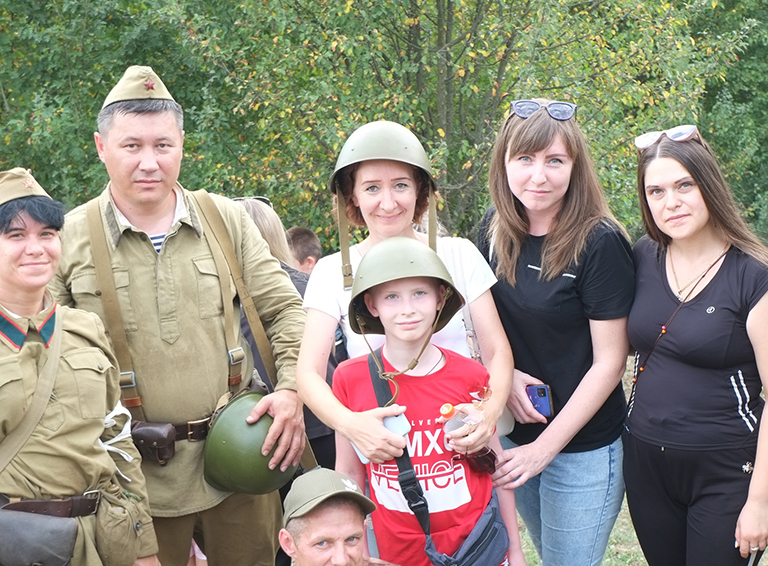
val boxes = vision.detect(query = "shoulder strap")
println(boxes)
[446,240,482,362]
[190,190,318,471]
[0,310,63,473]
[367,349,430,535]
[86,199,145,420]
[186,192,245,391]
[190,191,272,382]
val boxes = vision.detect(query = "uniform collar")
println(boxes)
[101,183,203,247]
[0,294,57,351]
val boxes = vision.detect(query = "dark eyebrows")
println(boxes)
[644,175,696,191]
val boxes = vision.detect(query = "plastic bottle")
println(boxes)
[440,403,482,433]
[440,403,497,474]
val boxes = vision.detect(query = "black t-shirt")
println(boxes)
[477,210,635,452]
[626,236,768,450]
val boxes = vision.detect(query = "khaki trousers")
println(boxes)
[153,491,281,566]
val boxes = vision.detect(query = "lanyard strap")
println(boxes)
[636,246,729,379]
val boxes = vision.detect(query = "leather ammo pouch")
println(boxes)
[95,482,143,566]
[130,420,176,465]
[0,508,78,566]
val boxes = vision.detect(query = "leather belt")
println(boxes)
[0,492,99,517]
[174,417,211,441]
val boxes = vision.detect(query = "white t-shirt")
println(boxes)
[303,237,497,358]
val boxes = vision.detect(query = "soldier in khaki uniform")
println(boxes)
[0,167,159,565]
[49,67,307,566]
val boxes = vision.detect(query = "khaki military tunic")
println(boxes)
[0,298,157,562]
[49,186,306,517]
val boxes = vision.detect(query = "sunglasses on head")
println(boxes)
[634,124,703,150]
[511,99,577,121]
[232,195,273,208]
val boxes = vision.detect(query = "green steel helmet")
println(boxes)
[328,120,438,196]
[204,392,297,494]
[348,237,465,335]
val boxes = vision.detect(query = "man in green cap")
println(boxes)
[50,65,307,566]
[279,468,398,566]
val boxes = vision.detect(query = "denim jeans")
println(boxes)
[500,435,624,566]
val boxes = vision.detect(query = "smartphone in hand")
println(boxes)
[525,385,554,418]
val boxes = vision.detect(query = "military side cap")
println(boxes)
[283,468,376,526]
[0,168,51,207]
[102,65,175,109]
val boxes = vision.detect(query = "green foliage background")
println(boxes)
[1,0,765,249]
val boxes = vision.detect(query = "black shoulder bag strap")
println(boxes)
[367,348,430,535]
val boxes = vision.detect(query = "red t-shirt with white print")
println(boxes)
[333,348,507,566]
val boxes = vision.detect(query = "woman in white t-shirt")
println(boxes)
[297,120,514,464]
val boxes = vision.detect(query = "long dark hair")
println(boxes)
[637,137,768,266]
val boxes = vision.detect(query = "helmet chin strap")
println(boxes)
[336,191,354,290]
[357,287,453,406]
[428,190,437,251]
[337,187,437,291]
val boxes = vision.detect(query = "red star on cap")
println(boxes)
[24,178,34,187]
[144,79,155,91]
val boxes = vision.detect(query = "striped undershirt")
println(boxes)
[149,234,165,253]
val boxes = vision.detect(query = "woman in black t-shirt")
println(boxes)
[479,100,634,566]
[625,125,768,566]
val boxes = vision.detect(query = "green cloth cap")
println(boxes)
[283,469,376,526]
[0,168,51,207]
[102,65,175,109]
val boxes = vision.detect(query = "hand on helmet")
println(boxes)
[246,389,306,472]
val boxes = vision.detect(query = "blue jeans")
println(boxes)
[500,435,624,566]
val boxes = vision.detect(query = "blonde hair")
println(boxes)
[236,198,293,265]
[487,99,626,285]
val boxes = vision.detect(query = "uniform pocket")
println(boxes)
[192,255,224,319]
[113,269,139,331]
[40,392,65,432]
[70,269,138,331]
[62,348,113,419]
[0,358,25,428]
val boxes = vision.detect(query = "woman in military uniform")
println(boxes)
[0,167,159,565]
